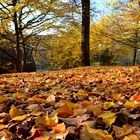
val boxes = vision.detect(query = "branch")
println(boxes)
[0,47,16,61]
[0,33,15,43]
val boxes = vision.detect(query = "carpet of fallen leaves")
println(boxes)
[0,66,140,140]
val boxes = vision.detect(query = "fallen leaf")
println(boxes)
[46,95,55,103]
[80,126,94,140]
[123,134,139,140]
[87,104,102,116]
[110,93,121,100]
[45,113,58,127]
[124,101,136,108]
[130,94,140,101]
[0,113,9,123]
[73,108,87,116]
[2,129,13,140]
[55,106,73,117]
[0,124,6,130]
[103,102,115,110]
[80,126,113,140]
[9,105,21,119]
[75,90,89,100]
[34,134,50,140]
[59,114,89,125]
[51,123,66,133]
[132,82,140,88]
[0,96,7,103]
[98,111,116,126]
[113,124,135,138]
[12,114,30,121]
[26,104,43,112]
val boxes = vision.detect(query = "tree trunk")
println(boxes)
[13,0,22,72]
[81,0,90,66]
[133,48,137,66]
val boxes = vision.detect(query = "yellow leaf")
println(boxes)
[13,93,25,100]
[132,82,140,88]
[80,126,94,140]
[12,114,30,121]
[93,129,113,140]
[98,111,116,126]
[80,126,113,140]
[9,105,21,119]
[75,90,89,99]
[46,112,58,127]
[103,102,115,110]
[36,112,58,127]
[124,101,136,108]
[0,95,7,103]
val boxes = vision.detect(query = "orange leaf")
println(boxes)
[34,134,50,140]
[130,95,140,101]
[51,123,66,133]
[55,107,73,117]
[123,134,139,140]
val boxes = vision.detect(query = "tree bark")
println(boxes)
[132,48,137,66]
[132,0,140,66]
[13,0,22,72]
[81,0,90,66]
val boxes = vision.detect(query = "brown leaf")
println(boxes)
[59,114,90,125]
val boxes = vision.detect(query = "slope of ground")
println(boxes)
[0,66,140,140]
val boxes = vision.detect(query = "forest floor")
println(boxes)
[0,66,140,140]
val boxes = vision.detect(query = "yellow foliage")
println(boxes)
[14,3,24,11]
[46,24,81,68]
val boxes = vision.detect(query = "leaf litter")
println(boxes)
[0,66,140,140]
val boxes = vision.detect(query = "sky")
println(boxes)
[93,0,111,21]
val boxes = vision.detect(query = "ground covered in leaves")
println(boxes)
[0,66,140,140]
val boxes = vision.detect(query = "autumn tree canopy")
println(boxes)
[0,0,78,71]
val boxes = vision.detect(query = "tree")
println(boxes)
[13,0,22,72]
[90,22,130,66]
[0,0,74,72]
[81,0,90,66]
[113,0,140,65]
[95,0,140,65]
[71,0,91,66]
[41,23,81,69]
